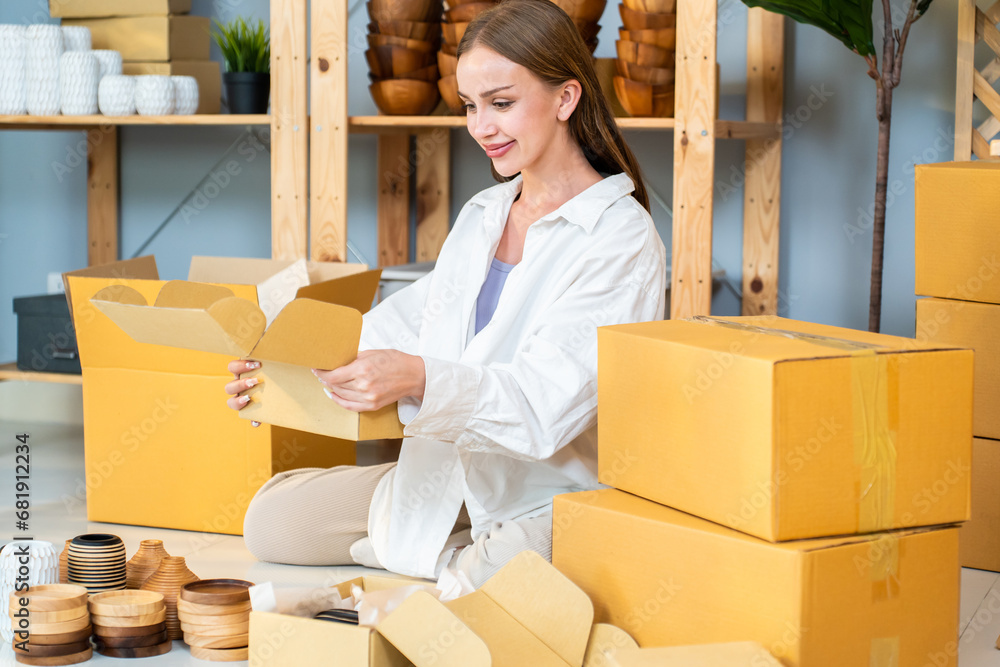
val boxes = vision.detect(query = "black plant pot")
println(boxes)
[223,71,270,114]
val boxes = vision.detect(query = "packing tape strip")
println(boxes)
[869,637,899,667]
[690,317,899,533]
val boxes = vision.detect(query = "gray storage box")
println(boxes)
[13,294,82,374]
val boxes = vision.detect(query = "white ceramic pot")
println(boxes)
[0,541,59,643]
[98,74,135,116]
[59,51,99,115]
[171,75,199,115]
[92,49,122,78]
[61,25,91,52]
[134,75,174,115]
[0,25,27,115]
[25,25,63,116]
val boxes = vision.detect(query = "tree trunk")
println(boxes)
[869,88,893,333]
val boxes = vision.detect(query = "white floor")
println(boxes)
[1,420,999,665]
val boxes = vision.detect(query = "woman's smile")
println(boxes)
[483,140,515,158]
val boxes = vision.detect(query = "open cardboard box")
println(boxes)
[606,642,781,666]
[62,256,387,534]
[251,551,612,667]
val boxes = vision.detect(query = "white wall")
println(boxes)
[0,0,973,367]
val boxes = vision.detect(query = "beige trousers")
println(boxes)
[242,463,553,587]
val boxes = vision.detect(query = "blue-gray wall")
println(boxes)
[0,0,975,364]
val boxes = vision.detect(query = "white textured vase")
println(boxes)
[59,51,99,115]
[25,24,63,116]
[92,49,122,78]
[134,75,174,115]
[0,541,59,643]
[98,74,135,116]
[0,25,27,115]
[171,75,198,115]
[61,25,91,52]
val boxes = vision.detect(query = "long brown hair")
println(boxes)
[457,0,650,211]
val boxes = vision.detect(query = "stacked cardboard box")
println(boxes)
[553,315,973,666]
[51,0,220,113]
[915,160,1000,572]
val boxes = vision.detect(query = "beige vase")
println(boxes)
[140,556,199,640]
[126,539,171,590]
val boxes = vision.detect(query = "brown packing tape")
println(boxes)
[690,317,900,535]
[869,637,899,667]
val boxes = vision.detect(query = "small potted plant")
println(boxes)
[212,17,270,114]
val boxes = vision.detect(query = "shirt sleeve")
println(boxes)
[358,271,434,356]
[402,244,666,462]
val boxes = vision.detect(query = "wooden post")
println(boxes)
[309,0,349,262]
[415,129,450,262]
[955,0,976,161]
[271,0,308,259]
[87,126,118,266]
[741,9,784,316]
[670,0,717,319]
[377,134,411,267]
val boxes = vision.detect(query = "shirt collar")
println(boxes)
[468,172,637,234]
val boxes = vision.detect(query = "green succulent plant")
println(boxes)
[211,17,271,74]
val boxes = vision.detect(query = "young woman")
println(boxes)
[226,0,666,586]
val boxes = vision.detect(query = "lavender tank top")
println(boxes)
[474,257,516,334]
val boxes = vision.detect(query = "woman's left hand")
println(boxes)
[314,349,426,412]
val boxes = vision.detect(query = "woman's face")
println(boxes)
[456,45,569,178]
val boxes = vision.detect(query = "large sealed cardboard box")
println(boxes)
[553,489,961,667]
[62,15,210,61]
[916,297,1000,439]
[598,315,973,541]
[63,256,371,534]
[122,61,220,114]
[915,161,1000,304]
[961,437,1000,572]
[49,0,190,17]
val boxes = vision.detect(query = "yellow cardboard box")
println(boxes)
[607,642,780,667]
[553,489,961,667]
[961,437,1000,572]
[49,0,190,17]
[916,297,1000,439]
[63,256,368,534]
[598,315,973,541]
[122,61,220,114]
[915,161,1000,304]
[62,15,210,61]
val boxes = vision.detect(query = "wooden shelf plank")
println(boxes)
[0,363,83,385]
[0,114,269,129]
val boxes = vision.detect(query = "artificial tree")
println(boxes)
[741,0,934,332]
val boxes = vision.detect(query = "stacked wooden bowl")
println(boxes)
[550,0,606,54]
[367,0,443,115]
[9,584,92,665]
[90,590,171,659]
[178,579,254,662]
[438,0,496,112]
[67,534,126,594]
[614,0,676,116]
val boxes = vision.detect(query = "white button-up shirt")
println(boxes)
[359,172,667,578]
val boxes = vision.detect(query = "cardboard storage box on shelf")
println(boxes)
[62,255,386,534]
[553,489,962,667]
[48,0,191,17]
[961,437,1000,572]
[597,315,973,542]
[122,61,220,114]
[62,16,210,61]
[250,551,601,667]
[915,161,1000,304]
[916,297,1000,439]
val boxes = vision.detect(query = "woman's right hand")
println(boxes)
[225,359,261,412]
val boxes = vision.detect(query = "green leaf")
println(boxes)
[916,0,933,16]
[741,0,876,56]
[211,16,270,73]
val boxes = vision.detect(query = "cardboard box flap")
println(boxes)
[378,591,491,667]
[248,299,361,370]
[188,256,299,285]
[583,624,638,667]
[90,283,265,359]
[153,280,236,309]
[609,642,781,666]
[306,261,372,284]
[296,269,382,315]
[63,255,158,316]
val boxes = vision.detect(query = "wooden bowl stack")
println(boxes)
[178,579,254,662]
[66,534,126,594]
[9,584,92,665]
[90,590,171,659]
[367,0,443,115]
[614,0,676,116]
[550,0,606,54]
[438,0,496,112]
